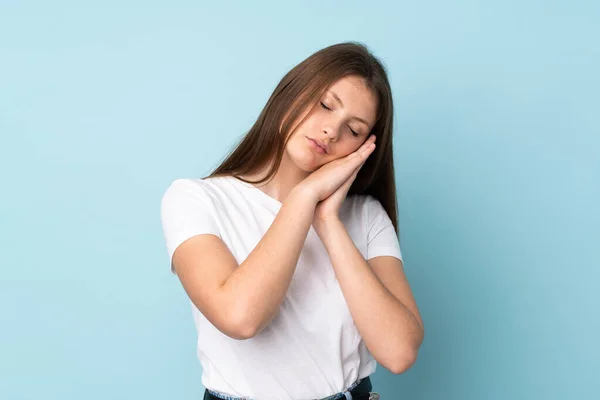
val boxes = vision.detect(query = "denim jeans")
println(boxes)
[202,376,380,400]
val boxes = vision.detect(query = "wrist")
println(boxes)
[290,183,319,206]
[313,217,344,245]
[313,215,342,230]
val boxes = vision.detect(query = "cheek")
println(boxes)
[287,107,320,133]
[295,118,317,135]
[334,142,362,158]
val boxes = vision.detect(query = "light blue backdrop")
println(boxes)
[1,1,598,399]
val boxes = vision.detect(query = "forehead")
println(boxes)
[328,75,373,97]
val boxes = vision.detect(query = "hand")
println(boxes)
[296,134,377,204]
[312,156,367,229]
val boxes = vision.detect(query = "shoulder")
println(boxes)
[161,177,226,203]
[346,193,384,215]
[163,177,210,194]
[159,178,226,268]
[345,194,392,230]
[338,193,382,228]
[160,178,225,221]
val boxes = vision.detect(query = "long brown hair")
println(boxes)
[204,41,399,236]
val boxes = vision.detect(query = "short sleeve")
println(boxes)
[160,179,221,271]
[365,195,403,262]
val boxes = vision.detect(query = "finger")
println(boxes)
[359,135,377,154]
[347,141,375,168]
[339,165,359,192]
[347,157,366,183]
[356,135,376,154]
[338,136,376,174]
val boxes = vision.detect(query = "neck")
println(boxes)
[240,152,311,204]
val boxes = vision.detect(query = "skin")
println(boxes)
[173,73,424,373]
[240,74,378,220]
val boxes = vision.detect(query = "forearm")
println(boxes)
[316,218,423,371]
[222,186,317,337]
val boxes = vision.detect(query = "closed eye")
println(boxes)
[320,102,360,137]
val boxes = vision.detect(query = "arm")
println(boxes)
[314,218,424,374]
[172,185,318,340]
[169,141,375,340]
[220,186,318,337]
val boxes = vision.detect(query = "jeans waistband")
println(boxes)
[204,376,377,400]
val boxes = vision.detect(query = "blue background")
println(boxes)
[1,1,598,399]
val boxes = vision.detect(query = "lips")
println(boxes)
[308,137,328,153]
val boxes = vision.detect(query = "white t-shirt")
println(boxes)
[160,175,403,400]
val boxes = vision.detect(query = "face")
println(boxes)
[284,75,378,171]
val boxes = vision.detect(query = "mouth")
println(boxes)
[307,137,328,154]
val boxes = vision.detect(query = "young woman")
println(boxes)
[160,42,424,400]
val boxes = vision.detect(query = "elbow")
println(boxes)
[395,325,425,371]
[230,302,279,340]
[232,318,258,340]
[386,332,423,374]
[228,304,259,340]
[210,315,255,341]
[389,329,424,373]
[229,325,256,340]
[223,317,255,341]
[387,347,419,375]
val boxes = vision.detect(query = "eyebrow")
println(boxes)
[328,90,372,129]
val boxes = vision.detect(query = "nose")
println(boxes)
[323,122,341,142]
